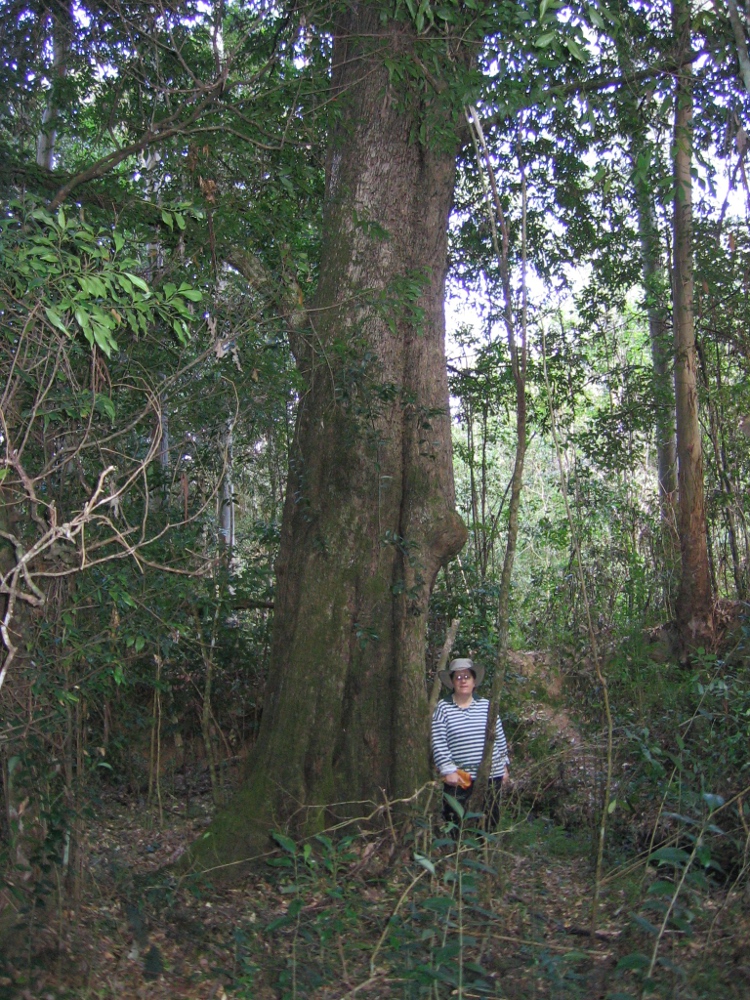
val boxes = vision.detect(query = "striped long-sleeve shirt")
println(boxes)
[431,697,509,780]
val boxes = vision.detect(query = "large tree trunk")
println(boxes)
[672,0,713,649]
[200,7,466,863]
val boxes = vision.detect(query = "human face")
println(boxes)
[452,670,475,693]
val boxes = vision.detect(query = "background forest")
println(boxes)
[1,0,750,998]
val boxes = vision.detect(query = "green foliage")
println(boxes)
[2,198,201,356]
[2,5,750,992]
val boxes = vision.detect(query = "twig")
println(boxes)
[487,933,610,956]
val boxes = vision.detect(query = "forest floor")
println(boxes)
[2,655,749,1000]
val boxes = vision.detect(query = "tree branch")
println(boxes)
[49,75,228,209]
[727,0,750,94]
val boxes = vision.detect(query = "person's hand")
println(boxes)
[443,770,463,786]
[443,769,472,788]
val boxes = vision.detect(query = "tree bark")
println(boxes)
[727,0,750,94]
[633,170,679,610]
[613,21,678,588]
[219,418,235,565]
[36,1,72,171]
[635,186,677,501]
[672,0,714,649]
[198,6,466,864]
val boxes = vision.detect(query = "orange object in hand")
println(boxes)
[445,768,472,789]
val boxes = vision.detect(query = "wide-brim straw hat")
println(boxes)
[438,657,485,690]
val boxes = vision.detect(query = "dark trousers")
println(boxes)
[442,777,504,832]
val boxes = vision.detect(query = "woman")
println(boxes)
[431,657,510,828]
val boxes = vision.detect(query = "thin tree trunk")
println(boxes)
[467,410,480,569]
[634,174,679,609]
[699,343,746,599]
[36,2,72,170]
[672,0,714,649]
[465,111,528,805]
[219,418,235,569]
[480,404,490,579]
[614,19,679,611]
[634,183,678,496]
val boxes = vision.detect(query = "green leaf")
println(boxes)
[649,847,689,866]
[535,30,557,47]
[75,307,91,333]
[607,798,617,814]
[95,394,116,422]
[124,272,150,293]
[615,952,650,972]
[539,0,552,20]
[702,792,724,812]
[173,319,189,344]
[565,37,587,61]
[630,912,659,936]
[414,853,436,875]
[444,794,464,819]
[647,879,676,898]
[113,231,124,252]
[45,306,69,334]
[117,274,134,296]
[177,287,202,302]
[435,942,461,962]
[161,210,174,230]
[92,323,117,356]
[271,832,297,855]
[31,207,54,225]
[663,812,699,827]
[421,895,452,913]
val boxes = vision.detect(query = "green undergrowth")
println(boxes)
[219,787,748,1000]
[3,632,749,999]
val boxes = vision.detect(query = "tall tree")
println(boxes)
[671,0,714,647]
[200,3,470,860]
